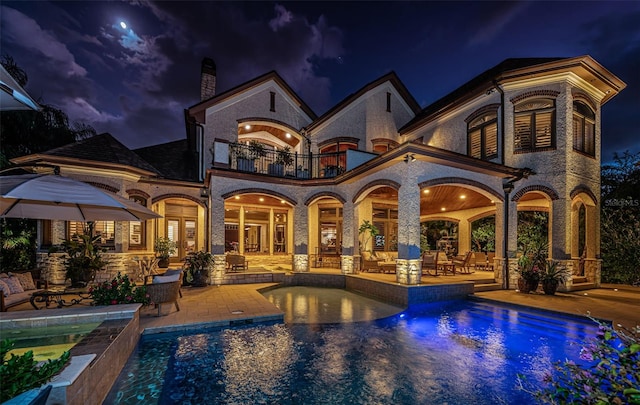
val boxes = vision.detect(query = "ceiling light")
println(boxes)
[259,197,264,202]
[460,195,466,199]
[423,189,430,194]
[245,124,251,130]
[234,196,240,200]
[441,207,446,211]
[281,200,286,204]
[285,133,291,138]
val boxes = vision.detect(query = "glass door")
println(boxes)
[167,217,197,262]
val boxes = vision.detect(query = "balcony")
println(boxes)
[211,141,378,179]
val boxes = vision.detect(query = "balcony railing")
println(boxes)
[225,143,346,179]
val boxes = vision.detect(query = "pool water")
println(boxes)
[106,290,598,404]
[1,322,101,361]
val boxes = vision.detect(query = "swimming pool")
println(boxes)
[1,322,101,362]
[107,289,598,404]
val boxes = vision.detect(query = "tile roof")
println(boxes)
[133,139,197,181]
[41,133,160,174]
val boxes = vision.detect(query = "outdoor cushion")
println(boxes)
[377,253,388,260]
[362,251,372,261]
[152,273,181,284]
[10,271,36,290]
[4,276,24,294]
[0,280,10,297]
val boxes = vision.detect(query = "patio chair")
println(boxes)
[472,252,487,271]
[226,254,248,272]
[452,251,474,274]
[361,251,381,272]
[486,252,495,271]
[436,251,456,275]
[144,280,181,317]
[421,253,438,276]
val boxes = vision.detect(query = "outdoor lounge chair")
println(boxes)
[422,253,438,276]
[226,254,248,272]
[145,280,181,317]
[452,251,474,274]
[436,251,456,275]
[471,252,487,271]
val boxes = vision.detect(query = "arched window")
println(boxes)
[468,111,498,160]
[573,101,595,156]
[514,98,555,153]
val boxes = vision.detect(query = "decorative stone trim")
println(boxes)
[293,254,309,272]
[419,177,503,201]
[318,137,360,149]
[571,91,598,111]
[126,189,151,199]
[509,90,560,104]
[396,258,421,285]
[220,188,296,206]
[87,182,119,194]
[352,179,401,203]
[152,193,206,206]
[464,103,500,123]
[570,185,598,205]
[304,191,346,206]
[212,254,226,286]
[511,184,559,202]
[341,255,355,274]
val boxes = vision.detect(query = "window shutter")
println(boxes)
[585,119,595,155]
[469,129,482,158]
[534,111,553,148]
[573,115,584,151]
[514,114,532,150]
[484,122,498,159]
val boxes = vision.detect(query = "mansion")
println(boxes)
[13,56,625,290]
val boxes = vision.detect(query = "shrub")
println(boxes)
[89,272,149,306]
[519,318,640,404]
[0,339,70,402]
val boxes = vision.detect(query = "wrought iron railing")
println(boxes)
[228,143,346,179]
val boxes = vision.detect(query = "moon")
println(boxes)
[120,21,127,29]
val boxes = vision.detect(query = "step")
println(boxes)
[473,282,502,292]
[568,282,596,291]
[572,276,588,283]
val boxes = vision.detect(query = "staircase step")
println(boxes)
[572,276,588,283]
[568,282,596,291]
[474,282,502,292]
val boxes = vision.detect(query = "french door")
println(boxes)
[166,217,197,262]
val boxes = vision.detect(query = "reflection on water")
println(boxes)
[107,298,599,404]
[262,286,403,323]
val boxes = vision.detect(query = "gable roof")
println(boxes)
[400,56,626,134]
[11,133,159,176]
[187,70,317,122]
[305,71,421,133]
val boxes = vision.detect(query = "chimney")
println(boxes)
[200,57,216,101]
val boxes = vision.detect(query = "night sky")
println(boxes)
[2,1,639,163]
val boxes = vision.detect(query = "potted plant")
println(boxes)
[268,146,293,176]
[154,237,177,268]
[183,250,213,287]
[358,220,380,254]
[231,140,266,172]
[323,164,342,178]
[516,255,541,293]
[52,228,108,288]
[540,260,568,295]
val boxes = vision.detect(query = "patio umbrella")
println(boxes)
[0,65,40,111]
[0,173,161,221]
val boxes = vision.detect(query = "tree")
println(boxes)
[471,215,495,252]
[601,151,640,284]
[0,55,96,170]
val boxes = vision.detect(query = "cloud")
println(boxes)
[0,5,87,77]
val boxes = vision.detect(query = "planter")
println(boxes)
[296,169,309,179]
[191,269,209,287]
[268,163,284,177]
[157,258,170,268]
[517,277,539,293]
[542,279,560,295]
[237,158,256,172]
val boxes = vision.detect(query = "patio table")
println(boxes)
[30,287,91,309]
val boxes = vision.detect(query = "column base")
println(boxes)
[396,258,421,285]
[293,254,309,272]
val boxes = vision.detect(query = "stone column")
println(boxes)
[293,203,309,272]
[341,200,355,274]
[211,254,226,285]
[210,194,226,254]
[396,162,421,284]
[551,198,571,260]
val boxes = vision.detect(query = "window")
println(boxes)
[573,101,595,156]
[68,221,115,248]
[514,98,555,153]
[386,92,391,112]
[128,196,147,249]
[468,111,498,160]
[372,205,398,251]
[319,205,342,254]
[270,91,276,112]
[371,138,398,154]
